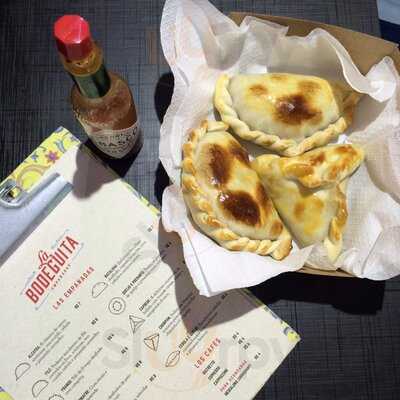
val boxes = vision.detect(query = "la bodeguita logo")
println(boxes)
[25,235,80,304]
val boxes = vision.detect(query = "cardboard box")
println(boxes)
[229,12,400,278]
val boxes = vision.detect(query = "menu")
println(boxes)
[0,142,299,400]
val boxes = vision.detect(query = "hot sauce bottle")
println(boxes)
[54,15,140,159]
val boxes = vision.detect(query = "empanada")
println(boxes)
[215,73,362,156]
[252,144,364,261]
[181,120,292,260]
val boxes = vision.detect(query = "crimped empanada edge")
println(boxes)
[181,120,292,260]
[214,73,362,157]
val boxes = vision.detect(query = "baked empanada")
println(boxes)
[252,144,364,261]
[215,73,362,156]
[181,120,292,260]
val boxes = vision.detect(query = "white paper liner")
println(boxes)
[159,0,400,296]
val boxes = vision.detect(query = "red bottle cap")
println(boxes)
[54,15,93,60]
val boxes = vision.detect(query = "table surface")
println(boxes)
[1,1,399,399]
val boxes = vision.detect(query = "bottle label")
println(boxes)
[84,121,140,158]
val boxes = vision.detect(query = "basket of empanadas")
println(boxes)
[159,0,400,296]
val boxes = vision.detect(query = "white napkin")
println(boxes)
[159,0,400,297]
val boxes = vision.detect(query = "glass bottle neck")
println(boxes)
[70,63,111,98]
[60,43,111,99]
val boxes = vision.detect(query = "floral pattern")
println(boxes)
[1,127,79,192]
[45,150,60,164]
[30,152,39,162]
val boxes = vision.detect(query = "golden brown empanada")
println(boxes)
[181,120,292,260]
[252,144,364,261]
[215,73,362,156]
